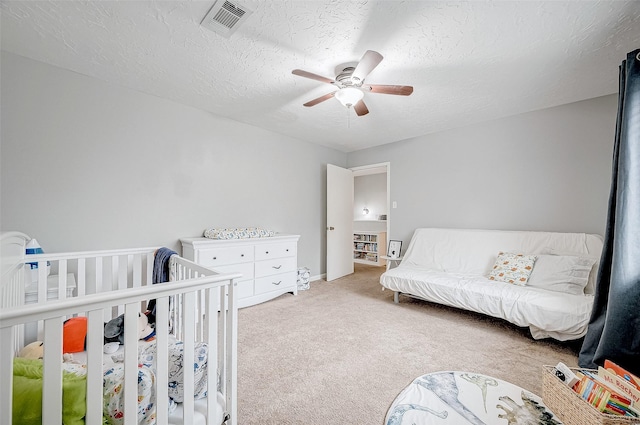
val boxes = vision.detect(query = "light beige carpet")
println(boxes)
[237,264,580,424]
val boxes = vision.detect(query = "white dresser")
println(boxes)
[180,234,300,308]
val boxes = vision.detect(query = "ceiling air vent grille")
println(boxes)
[201,0,253,38]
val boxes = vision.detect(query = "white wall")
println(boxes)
[348,95,617,247]
[0,52,346,276]
[1,52,619,276]
[353,173,387,233]
[353,173,387,220]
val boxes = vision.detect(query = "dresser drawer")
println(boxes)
[198,246,254,266]
[254,272,296,295]
[255,257,297,278]
[254,242,296,261]
[234,279,254,299]
[211,262,254,282]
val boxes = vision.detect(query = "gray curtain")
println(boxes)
[579,48,640,376]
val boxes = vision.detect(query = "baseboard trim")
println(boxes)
[310,273,325,282]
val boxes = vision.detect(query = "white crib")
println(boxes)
[0,232,240,425]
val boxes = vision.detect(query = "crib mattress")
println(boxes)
[169,392,226,425]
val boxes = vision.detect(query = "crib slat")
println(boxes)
[206,287,220,421]
[155,296,170,425]
[37,260,47,302]
[219,283,229,397]
[0,327,15,425]
[86,309,104,425]
[124,303,139,425]
[197,289,204,341]
[182,291,196,424]
[96,256,103,293]
[119,255,128,290]
[133,254,142,288]
[114,257,124,317]
[43,316,63,425]
[35,261,48,339]
[146,252,154,286]
[227,280,238,425]
[77,258,86,297]
[58,260,68,300]
[112,256,119,291]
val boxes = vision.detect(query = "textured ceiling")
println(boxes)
[2,1,639,152]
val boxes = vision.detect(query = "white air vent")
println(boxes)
[201,0,253,38]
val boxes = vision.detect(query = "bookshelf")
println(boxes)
[353,231,386,266]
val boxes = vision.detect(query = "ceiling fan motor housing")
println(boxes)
[336,67,361,87]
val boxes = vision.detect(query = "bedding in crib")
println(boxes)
[103,336,211,425]
[12,358,87,425]
[14,337,212,425]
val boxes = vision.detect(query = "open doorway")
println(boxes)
[326,162,390,281]
[351,163,390,274]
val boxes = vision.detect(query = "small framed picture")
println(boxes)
[388,240,402,259]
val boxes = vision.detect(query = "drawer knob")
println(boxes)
[272,281,282,285]
[241,254,244,257]
[272,265,282,270]
[213,256,217,260]
[286,249,289,252]
[266,251,269,254]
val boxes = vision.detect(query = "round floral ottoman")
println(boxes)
[385,371,562,424]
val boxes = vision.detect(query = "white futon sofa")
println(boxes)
[380,228,603,341]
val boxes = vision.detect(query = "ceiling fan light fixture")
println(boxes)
[334,87,363,108]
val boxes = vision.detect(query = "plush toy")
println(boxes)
[104,312,154,344]
[104,315,124,344]
[18,341,44,360]
[63,316,87,353]
[138,312,154,341]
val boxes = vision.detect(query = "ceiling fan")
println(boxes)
[292,50,413,116]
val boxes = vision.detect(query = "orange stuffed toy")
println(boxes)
[63,316,87,353]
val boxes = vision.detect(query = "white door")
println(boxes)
[326,164,354,281]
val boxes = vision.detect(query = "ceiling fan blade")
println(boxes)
[292,69,335,84]
[303,92,336,107]
[351,50,383,83]
[366,84,414,96]
[354,100,369,116]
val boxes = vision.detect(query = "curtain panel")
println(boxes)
[579,49,640,376]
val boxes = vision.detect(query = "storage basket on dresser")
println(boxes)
[542,365,640,425]
[181,234,300,308]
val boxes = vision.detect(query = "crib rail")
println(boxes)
[0,248,239,425]
[17,247,159,302]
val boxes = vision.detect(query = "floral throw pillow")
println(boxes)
[488,252,537,285]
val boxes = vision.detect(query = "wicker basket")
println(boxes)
[542,365,640,425]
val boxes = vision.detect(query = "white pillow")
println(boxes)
[527,254,597,295]
[543,248,600,295]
